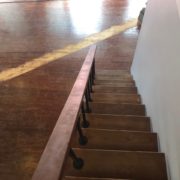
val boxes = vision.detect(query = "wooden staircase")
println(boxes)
[32,47,168,180]
[63,70,168,180]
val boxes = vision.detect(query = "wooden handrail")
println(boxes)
[32,45,96,180]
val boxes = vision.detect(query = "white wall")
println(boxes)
[131,0,180,179]
[176,0,180,17]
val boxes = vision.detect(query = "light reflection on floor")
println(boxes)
[69,0,103,35]
[0,4,27,34]
[0,0,147,52]
[124,0,147,20]
[68,0,147,35]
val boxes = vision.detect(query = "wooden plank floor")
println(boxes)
[0,0,146,179]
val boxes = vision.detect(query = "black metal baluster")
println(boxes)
[85,85,90,101]
[85,90,91,113]
[77,117,88,145]
[81,103,89,128]
[92,58,95,82]
[69,148,84,169]
[90,68,94,86]
[87,82,92,101]
[89,72,93,93]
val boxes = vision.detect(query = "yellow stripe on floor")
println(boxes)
[0,19,137,82]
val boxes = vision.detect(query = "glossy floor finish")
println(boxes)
[0,0,146,179]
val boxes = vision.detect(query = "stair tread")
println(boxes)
[90,102,146,116]
[95,75,133,81]
[64,148,167,180]
[72,128,158,151]
[92,93,141,104]
[95,80,135,84]
[86,114,150,131]
[94,81,135,87]
[96,70,131,76]
[93,86,137,94]
[92,93,139,96]
[64,176,131,180]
